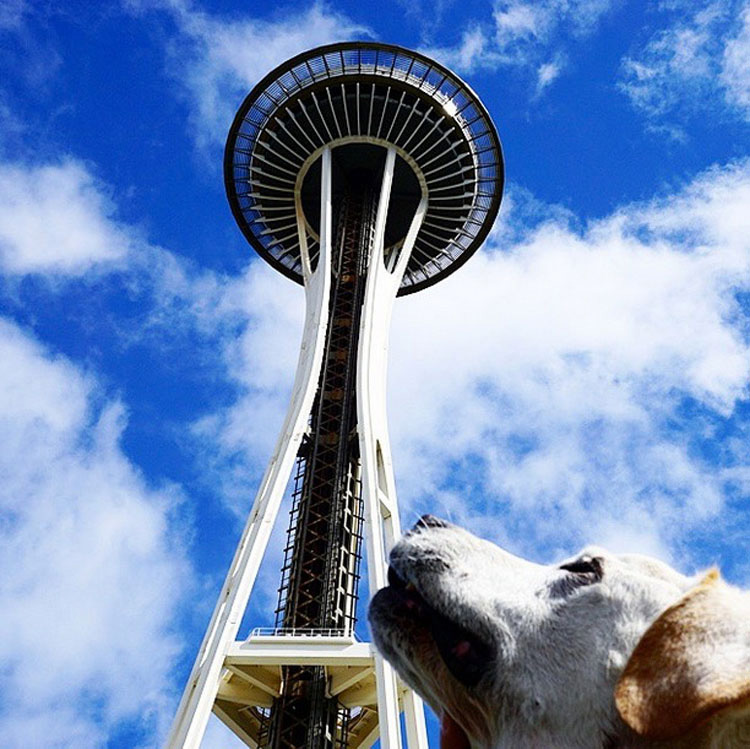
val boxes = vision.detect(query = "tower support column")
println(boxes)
[165,147,334,749]
[357,148,429,749]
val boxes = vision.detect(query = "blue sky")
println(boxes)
[2,0,750,746]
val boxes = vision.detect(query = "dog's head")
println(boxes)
[368,517,750,748]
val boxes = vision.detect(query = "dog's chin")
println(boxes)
[369,570,496,749]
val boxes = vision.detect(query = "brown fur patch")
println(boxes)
[615,570,750,741]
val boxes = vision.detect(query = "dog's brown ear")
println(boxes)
[615,570,750,740]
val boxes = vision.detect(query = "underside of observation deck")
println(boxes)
[213,635,393,749]
[225,41,504,296]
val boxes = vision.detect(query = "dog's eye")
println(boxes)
[559,555,603,581]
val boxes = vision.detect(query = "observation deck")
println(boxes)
[225,40,504,295]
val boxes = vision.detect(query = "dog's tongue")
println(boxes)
[440,712,470,749]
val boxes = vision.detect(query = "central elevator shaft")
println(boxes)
[265,170,379,749]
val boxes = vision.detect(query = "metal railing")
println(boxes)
[248,627,360,640]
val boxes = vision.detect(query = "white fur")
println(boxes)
[368,522,750,748]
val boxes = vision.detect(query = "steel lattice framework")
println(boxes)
[266,189,374,749]
[167,41,503,749]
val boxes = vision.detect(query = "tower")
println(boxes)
[166,41,503,749]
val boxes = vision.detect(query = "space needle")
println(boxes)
[166,41,503,749]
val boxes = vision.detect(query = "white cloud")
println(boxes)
[205,160,750,569]
[494,0,616,46]
[0,151,238,356]
[423,0,614,77]
[536,59,562,92]
[0,0,27,30]
[386,160,750,560]
[721,5,750,115]
[424,26,499,73]
[0,159,135,276]
[190,261,303,510]
[131,0,607,106]
[0,318,193,747]
[494,2,545,42]
[620,1,750,126]
[127,0,366,151]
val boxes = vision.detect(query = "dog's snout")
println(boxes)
[413,514,449,531]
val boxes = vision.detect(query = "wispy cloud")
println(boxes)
[205,160,750,571]
[424,25,499,73]
[0,0,27,31]
[721,4,750,116]
[0,318,193,747]
[0,150,240,357]
[619,1,750,128]
[0,159,136,276]
[387,160,750,563]
[422,0,616,81]
[536,58,563,94]
[0,146,256,746]
[126,0,367,152]
[189,263,303,506]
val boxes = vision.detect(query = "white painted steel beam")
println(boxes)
[338,683,378,709]
[217,678,275,708]
[165,147,334,749]
[329,665,374,696]
[226,664,281,696]
[225,638,373,667]
[213,703,260,748]
[357,146,430,749]
[349,710,380,749]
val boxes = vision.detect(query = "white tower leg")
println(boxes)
[357,147,430,749]
[165,147,334,749]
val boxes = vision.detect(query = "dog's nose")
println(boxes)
[413,514,449,531]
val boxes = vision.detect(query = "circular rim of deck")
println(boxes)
[224,40,504,296]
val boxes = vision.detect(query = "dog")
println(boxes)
[368,516,750,748]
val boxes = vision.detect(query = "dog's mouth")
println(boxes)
[440,710,471,749]
[382,565,494,749]
[386,565,494,688]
